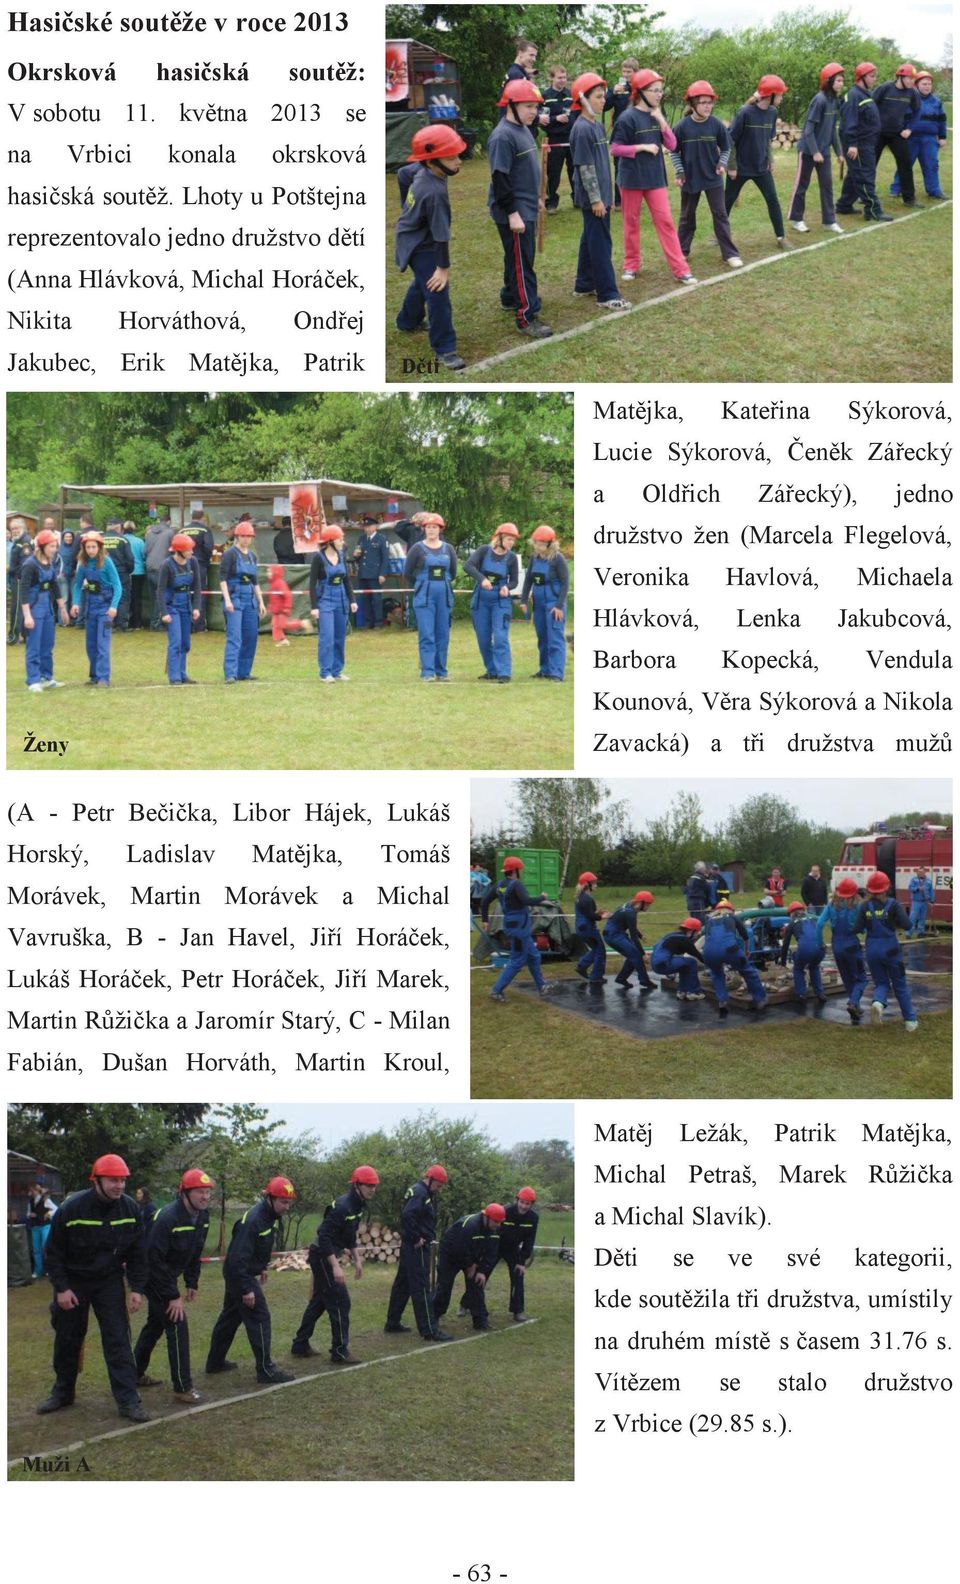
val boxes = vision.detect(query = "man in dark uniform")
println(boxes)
[873,64,922,206]
[384,1164,452,1341]
[540,64,574,211]
[291,1164,379,1364]
[102,518,135,630]
[434,1204,505,1331]
[134,1168,213,1404]
[205,1176,297,1385]
[496,1187,539,1320]
[38,1151,150,1421]
[352,517,391,629]
[181,513,215,629]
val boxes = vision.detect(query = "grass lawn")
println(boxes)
[470,887,952,1100]
[385,149,952,383]
[6,619,572,771]
[7,1255,573,1480]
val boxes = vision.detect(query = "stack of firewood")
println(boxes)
[771,119,801,148]
[270,1221,404,1273]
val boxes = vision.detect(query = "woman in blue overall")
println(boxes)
[779,900,827,1004]
[650,918,704,998]
[520,524,568,681]
[220,520,266,683]
[19,528,68,692]
[603,889,656,990]
[855,872,918,1031]
[158,534,202,685]
[310,525,358,683]
[403,512,457,681]
[817,876,867,1022]
[481,855,552,1003]
[466,522,520,683]
[701,900,767,1017]
[574,872,607,983]
[69,531,121,687]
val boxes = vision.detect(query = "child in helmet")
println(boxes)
[890,69,947,200]
[779,900,828,1004]
[609,70,697,283]
[650,919,705,999]
[488,79,553,340]
[603,890,656,990]
[395,125,468,373]
[671,82,743,267]
[855,873,918,1031]
[569,72,630,308]
[267,563,312,646]
[519,525,568,680]
[726,76,791,247]
[574,872,607,983]
[466,522,520,683]
[70,531,122,687]
[817,877,867,1022]
[310,525,358,683]
[873,65,922,206]
[788,64,845,232]
[836,63,892,221]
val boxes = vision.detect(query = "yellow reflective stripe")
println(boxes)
[111,1218,138,1226]
[66,1218,104,1227]
[258,1228,273,1236]
[171,1226,197,1234]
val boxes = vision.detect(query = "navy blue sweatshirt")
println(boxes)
[728,102,778,173]
[670,113,730,190]
[145,1198,209,1301]
[223,1199,281,1293]
[313,1185,365,1258]
[439,1211,500,1275]
[45,1187,146,1294]
[499,1201,539,1261]
[399,1180,437,1246]
[873,81,921,136]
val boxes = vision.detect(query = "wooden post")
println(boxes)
[538,138,548,253]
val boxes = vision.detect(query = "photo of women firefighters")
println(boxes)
[8,1103,574,1481]
[469,777,952,1101]
[384,4,950,382]
[6,390,573,772]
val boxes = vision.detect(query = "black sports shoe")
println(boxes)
[384,1323,412,1334]
[330,1350,359,1365]
[119,1401,151,1423]
[257,1367,295,1385]
[425,1330,454,1342]
[205,1360,239,1374]
[439,352,467,371]
[36,1393,74,1415]
[291,1343,319,1357]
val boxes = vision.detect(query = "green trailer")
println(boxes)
[495,847,562,898]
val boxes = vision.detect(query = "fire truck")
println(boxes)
[832,827,952,926]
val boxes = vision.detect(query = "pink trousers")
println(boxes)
[620,187,688,277]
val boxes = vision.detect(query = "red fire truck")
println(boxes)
[833,827,952,925]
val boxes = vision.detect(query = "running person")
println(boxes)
[856,872,918,1031]
[603,890,656,989]
[700,901,767,1017]
[779,900,828,1003]
[817,876,868,1022]
[574,871,607,983]
[70,531,121,688]
[482,854,553,1002]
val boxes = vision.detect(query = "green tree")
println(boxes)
[7,1104,209,1197]
[508,778,628,892]
[199,1104,288,1255]
[320,1111,507,1234]
[504,1138,575,1203]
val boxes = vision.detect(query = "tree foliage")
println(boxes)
[7,1103,209,1196]
[508,777,629,892]
[6,392,573,551]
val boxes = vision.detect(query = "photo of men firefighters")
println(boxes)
[8,1103,574,1481]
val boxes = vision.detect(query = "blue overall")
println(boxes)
[528,554,567,679]
[23,561,58,685]
[603,905,652,987]
[701,913,766,1008]
[907,876,934,937]
[861,899,916,1021]
[492,879,545,994]
[575,894,606,982]
[223,550,260,680]
[891,93,947,197]
[471,548,513,679]
[413,546,453,678]
[316,556,350,678]
[650,934,700,994]
[783,914,826,997]
[76,566,116,682]
[818,903,867,1008]
[163,562,195,684]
